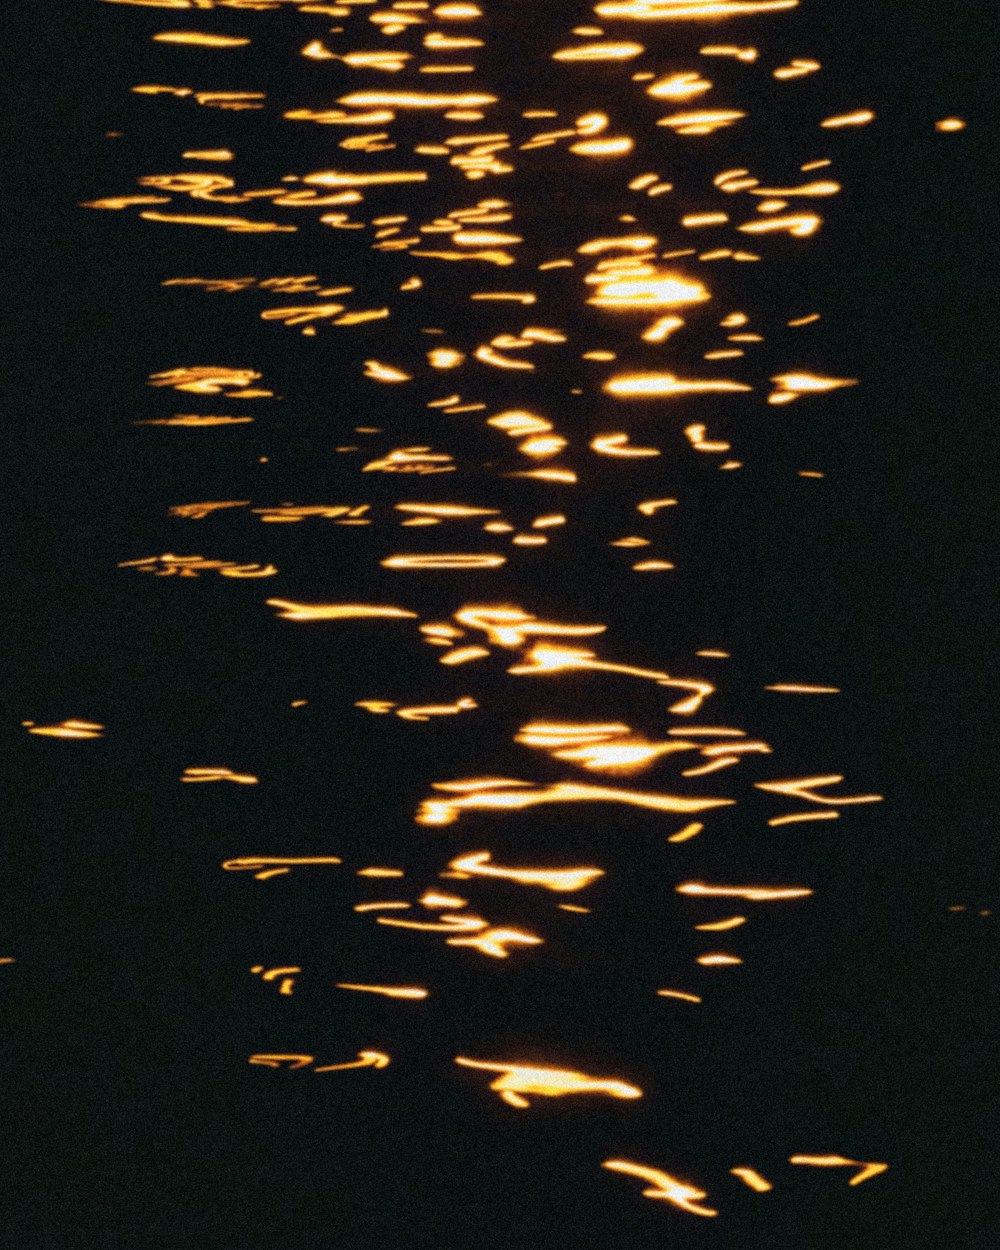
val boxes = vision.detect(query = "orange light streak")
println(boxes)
[418,779,732,825]
[677,881,812,901]
[381,554,506,570]
[249,1054,314,1070]
[267,600,417,621]
[768,371,856,402]
[182,767,258,784]
[605,373,751,397]
[376,914,487,933]
[591,433,660,457]
[789,1155,888,1185]
[446,927,544,957]
[448,851,605,892]
[153,31,251,46]
[457,1059,642,1109]
[602,1160,717,1217]
[140,211,296,233]
[314,1051,391,1072]
[657,110,745,135]
[731,1167,773,1191]
[695,916,746,930]
[570,137,635,156]
[221,856,343,880]
[336,983,428,999]
[657,989,702,1002]
[667,821,704,842]
[251,965,299,995]
[820,109,875,128]
[755,776,882,805]
[589,274,709,309]
[637,498,678,515]
[338,90,496,109]
[596,0,794,17]
[738,214,821,237]
[765,683,840,693]
[767,811,840,826]
[23,719,105,740]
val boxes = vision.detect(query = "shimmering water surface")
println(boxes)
[8,0,995,1245]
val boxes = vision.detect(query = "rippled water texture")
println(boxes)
[8,0,995,1245]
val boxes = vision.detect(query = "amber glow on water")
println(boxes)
[62,0,923,1232]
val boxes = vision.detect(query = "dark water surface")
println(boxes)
[6,1,996,1246]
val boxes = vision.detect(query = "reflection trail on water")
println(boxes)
[78,0,901,1231]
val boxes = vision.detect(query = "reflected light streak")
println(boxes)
[591,433,660,457]
[789,1155,888,1185]
[605,373,752,397]
[596,0,794,17]
[446,927,544,957]
[731,1167,773,1191]
[338,90,496,109]
[418,779,732,825]
[820,109,875,128]
[222,856,342,880]
[448,851,604,892]
[603,1160,717,1217]
[182,766,258,784]
[267,600,418,621]
[23,719,105,740]
[336,983,429,999]
[381,554,506,569]
[589,274,709,309]
[755,775,882,805]
[314,1051,391,1072]
[457,1059,642,1108]
[677,881,812,901]
[153,30,250,45]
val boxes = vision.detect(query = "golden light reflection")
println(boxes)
[336,983,429,999]
[588,274,709,309]
[457,1059,642,1108]
[222,856,343,880]
[605,373,752,397]
[251,965,299,995]
[768,371,856,402]
[596,0,794,17]
[417,778,732,825]
[153,30,251,45]
[677,881,812,901]
[267,600,418,621]
[755,775,883,805]
[182,766,258,784]
[789,1155,888,1185]
[553,42,644,61]
[381,553,507,570]
[448,851,604,892]
[603,1159,717,1217]
[314,1051,391,1072]
[731,1167,773,1191]
[23,719,105,740]
[591,433,660,457]
[446,927,544,957]
[820,109,875,128]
